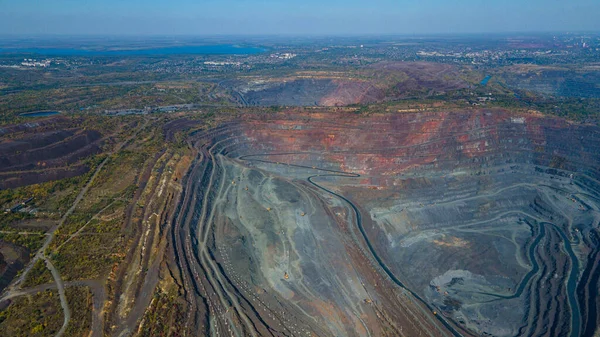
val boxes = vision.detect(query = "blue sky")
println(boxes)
[0,0,598,35]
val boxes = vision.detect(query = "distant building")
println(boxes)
[204,61,241,66]
[21,59,51,67]
[270,53,297,60]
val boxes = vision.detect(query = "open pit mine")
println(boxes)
[169,109,600,337]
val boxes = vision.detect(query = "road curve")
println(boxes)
[240,152,463,337]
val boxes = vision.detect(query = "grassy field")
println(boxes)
[0,290,63,336]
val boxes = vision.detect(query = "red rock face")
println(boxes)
[240,109,599,177]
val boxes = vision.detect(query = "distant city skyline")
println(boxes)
[1,0,599,36]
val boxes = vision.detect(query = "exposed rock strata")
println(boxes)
[172,109,600,337]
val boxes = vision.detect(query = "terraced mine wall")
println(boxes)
[172,109,600,337]
[226,62,467,107]
[0,118,105,189]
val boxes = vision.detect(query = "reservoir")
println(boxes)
[480,75,492,86]
[20,111,60,117]
[0,45,265,56]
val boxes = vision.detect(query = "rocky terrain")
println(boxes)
[1,33,600,337]
[170,109,600,336]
